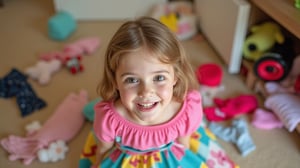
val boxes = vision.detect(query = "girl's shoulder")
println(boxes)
[93,91,203,138]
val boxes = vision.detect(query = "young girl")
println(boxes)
[79,17,236,168]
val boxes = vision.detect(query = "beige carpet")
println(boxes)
[0,0,299,168]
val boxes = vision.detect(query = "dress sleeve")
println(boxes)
[93,101,115,142]
[183,90,203,136]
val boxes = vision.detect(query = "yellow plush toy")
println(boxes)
[243,22,285,61]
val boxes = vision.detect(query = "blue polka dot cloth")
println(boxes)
[0,68,47,117]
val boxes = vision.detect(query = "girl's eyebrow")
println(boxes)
[120,70,170,77]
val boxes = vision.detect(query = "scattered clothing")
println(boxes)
[251,108,283,130]
[0,68,46,116]
[209,118,256,157]
[204,94,258,122]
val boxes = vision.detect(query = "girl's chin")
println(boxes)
[135,111,160,124]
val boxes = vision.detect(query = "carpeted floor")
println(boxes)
[0,0,299,168]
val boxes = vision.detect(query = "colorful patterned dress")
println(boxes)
[79,91,238,168]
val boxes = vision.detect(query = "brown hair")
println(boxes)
[97,17,198,101]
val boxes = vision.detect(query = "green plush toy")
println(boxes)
[243,22,285,61]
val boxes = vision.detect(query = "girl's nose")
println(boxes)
[139,82,153,97]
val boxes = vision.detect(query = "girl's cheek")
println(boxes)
[157,85,174,97]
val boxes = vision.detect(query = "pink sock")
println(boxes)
[251,108,283,130]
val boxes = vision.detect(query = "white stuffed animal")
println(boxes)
[25,59,62,85]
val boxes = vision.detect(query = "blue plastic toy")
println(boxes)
[48,11,77,41]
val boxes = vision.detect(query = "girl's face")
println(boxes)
[115,50,178,124]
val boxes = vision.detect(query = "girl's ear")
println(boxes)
[173,76,178,86]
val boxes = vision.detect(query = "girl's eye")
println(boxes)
[125,77,139,83]
[154,75,165,81]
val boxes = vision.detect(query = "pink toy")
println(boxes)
[40,37,100,62]
[65,55,84,74]
[63,37,101,56]
[196,63,224,106]
[25,59,62,85]
[0,90,88,165]
[39,51,64,62]
[251,108,283,130]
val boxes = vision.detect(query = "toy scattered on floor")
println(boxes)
[253,38,295,82]
[25,121,42,135]
[83,97,102,122]
[63,36,101,56]
[203,94,258,122]
[25,59,62,85]
[196,63,224,106]
[243,22,284,61]
[48,11,77,41]
[65,55,84,74]
[209,118,256,157]
[295,0,300,9]
[37,140,69,163]
[39,37,101,75]
[251,108,283,130]
[0,90,88,165]
[263,82,300,133]
[0,68,47,117]
[149,1,197,40]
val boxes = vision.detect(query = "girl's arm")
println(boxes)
[177,135,191,149]
[92,139,114,167]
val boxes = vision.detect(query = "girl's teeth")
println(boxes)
[140,103,154,107]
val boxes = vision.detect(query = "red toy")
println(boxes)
[64,55,84,74]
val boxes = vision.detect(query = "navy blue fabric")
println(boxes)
[0,68,46,117]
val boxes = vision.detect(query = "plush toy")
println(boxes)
[39,37,100,75]
[40,37,101,63]
[196,63,224,106]
[48,11,77,41]
[243,22,285,61]
[65,55,84,74]
[295,0,300,9]
[149,1,197,40]
[263,84,300,133]
[0,90,88,165]
[37,140,69,163]
[25,59,62,85]
[63,37,101,57]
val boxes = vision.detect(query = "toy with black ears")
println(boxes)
[243,22,285,61]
